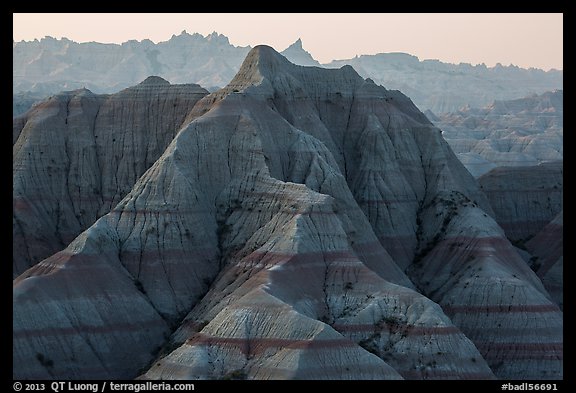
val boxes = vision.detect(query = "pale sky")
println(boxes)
[13,13,563,70]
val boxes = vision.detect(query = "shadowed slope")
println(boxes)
[13,77,208,276]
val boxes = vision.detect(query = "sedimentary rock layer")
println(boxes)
[431,91,563,177]
[14,46,562,380]
[526,212,563,310]
[13,77,208,276]
[478,161,562,241]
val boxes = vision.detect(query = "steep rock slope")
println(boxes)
[431,91,563,177]
[526,212,563,310]
[406,192,561,379]
[13,77,208,276]
[15,34,562,116]
[327,54,562,113]
[13,91,48,117]
[478,161,563,241]
[13,32,250,95]
[14,46,561,380]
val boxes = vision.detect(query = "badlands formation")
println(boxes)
[13,46,562,380]
[326,54,562,114]
[431,91,563,177]
[478,161,562,241]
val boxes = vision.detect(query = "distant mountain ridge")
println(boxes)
[14,32,562,114]
[326,53,562,113]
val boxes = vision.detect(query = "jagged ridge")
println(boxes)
[13,46,561,380]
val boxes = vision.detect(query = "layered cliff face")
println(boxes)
[13,77,208,277]
[13,91,48,117]
[14,46,562,380]
[13,32,250,95]
[478,161,563,241]
[526,212,563,310]
[430,91,563,177]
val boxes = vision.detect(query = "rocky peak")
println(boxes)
[232,45,361,89]
[245,44,293,74]
[206,31,230,45]
[289,38,303,49]
[281,38,322,67]
[138,75,171,86]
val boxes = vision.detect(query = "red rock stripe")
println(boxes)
[110,208,337,216]
[354,240,393,254]
[333,324,461,335]
[486,189,560,194]
[400,370,494,380]
[457,326,562,336]
[475,342,563,360]
[45,248,218,261]
[234,240,388,259]
[186,333,357,355]
[14,195,115,205]
[476,342,563,351]
[358,199,418,205]
[13,319,166,339]
[13,199,34,211]
[499,221,555,231]
[120,248,219,260]
[16,248,218,283]
[240,250,358,264]
[240,189,323,201]
[16,365,137,380]
[443,304,560,314]
[110,209,212,215]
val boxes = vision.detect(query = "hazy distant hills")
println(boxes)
[327,54,562,113]
[13,31,250,95]
[429,90,563,177]
[14,32,562,114]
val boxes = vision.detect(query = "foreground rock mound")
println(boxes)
[14,46,561,380]
[13,77,208,276]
